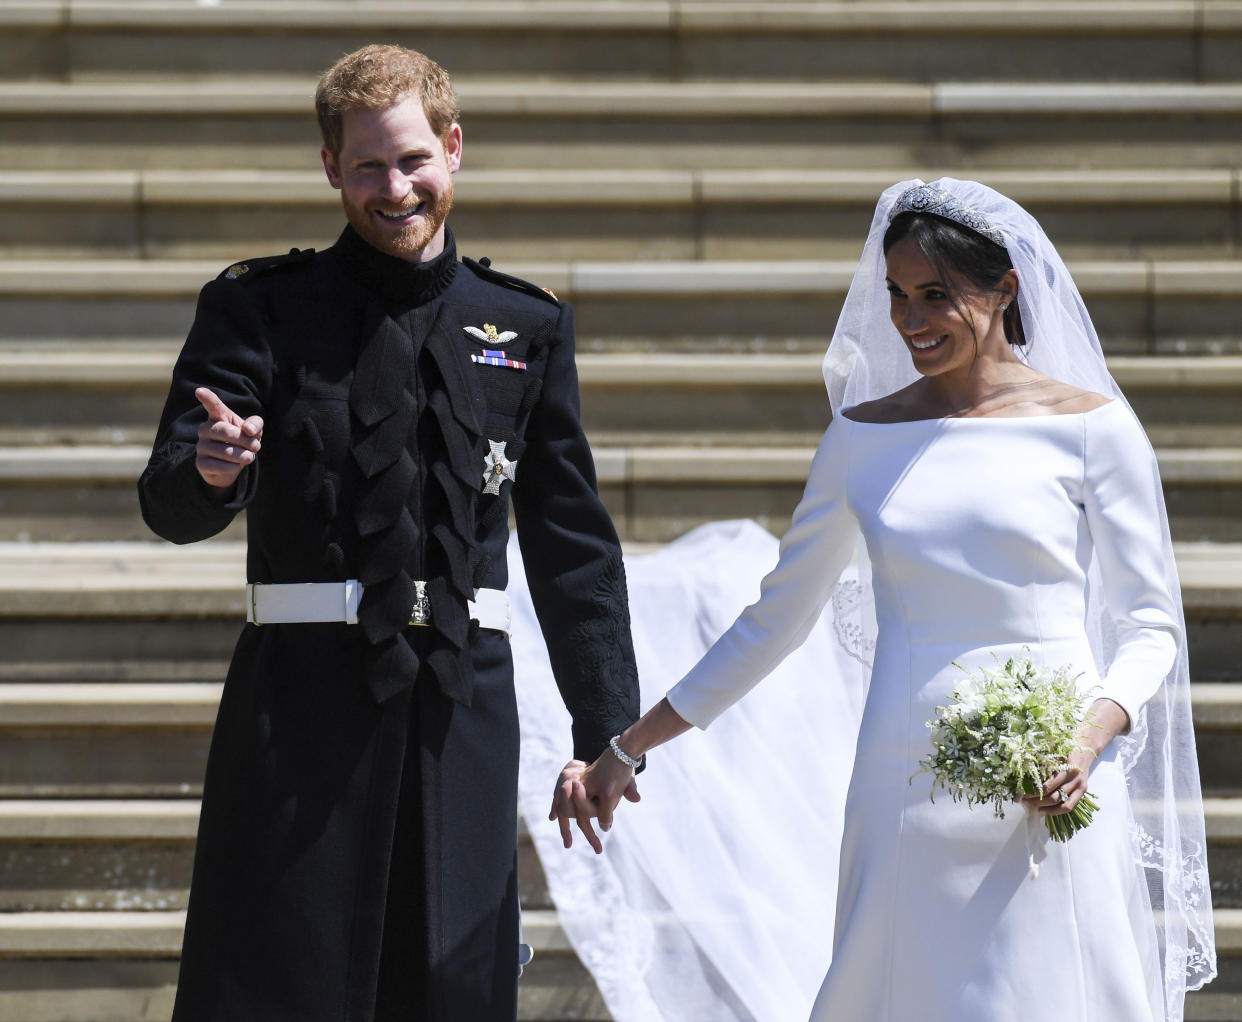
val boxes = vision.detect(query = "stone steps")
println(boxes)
[0,536,1237,667]
[0,257,1239,354]
[0,854,1233,1021]
[1,346,1239,448]
[4,0,1236,85]
[0,908,605,1022]
[2,439,1239,543]
[1,670,1239,790]
[2,167,1241,261]
[1,79,1242,171]
[0,798,555,911]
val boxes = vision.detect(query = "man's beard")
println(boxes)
[345,181,454,262]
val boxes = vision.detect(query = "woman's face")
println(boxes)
[884,235,1013,378]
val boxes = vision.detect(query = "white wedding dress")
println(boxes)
[667,400,1179,1021]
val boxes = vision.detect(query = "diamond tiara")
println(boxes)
[887,183,1006,248]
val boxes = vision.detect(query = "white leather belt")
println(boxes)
[245,580,511,636]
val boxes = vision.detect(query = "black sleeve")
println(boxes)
[137,277,273,545]
[512,302,642,763]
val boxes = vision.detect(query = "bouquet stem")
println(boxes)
[1044,791,1098,842]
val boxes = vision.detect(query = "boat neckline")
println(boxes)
[840,398,1119,425]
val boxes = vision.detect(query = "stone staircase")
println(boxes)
[1,2,1241,1019]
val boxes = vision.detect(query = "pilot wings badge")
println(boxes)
[464,323,518,346]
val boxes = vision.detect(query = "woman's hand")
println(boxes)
[1032,746,1094,816]
[548,753,640,854]
[1025,696,1129,817]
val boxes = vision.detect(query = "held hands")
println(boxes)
[549,752,641,855]
[194,387,264,489]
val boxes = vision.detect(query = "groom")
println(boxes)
[139,44,641,1021]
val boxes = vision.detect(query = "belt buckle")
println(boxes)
[409,580,431,627]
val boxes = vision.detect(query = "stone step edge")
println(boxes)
[2,167,1239,207]
[4,444,1241,486]
[0,541,1236,611]
[3,680,1242,728]
[0,659,227,682]
[4,81,1242,118]
[0,795,1239,841]
[1,0,1222,34]
[3,348,1242,390]
[0,799,543,842]
[0,908,1232,958]
[0,907,572,957]
[0,258,1236,299]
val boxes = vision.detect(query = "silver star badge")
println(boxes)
[482,440,518,495]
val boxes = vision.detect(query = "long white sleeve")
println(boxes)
[666,419,858,728]
[1081,403,1181,728]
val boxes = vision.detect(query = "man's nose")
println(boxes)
[381,167,411,200]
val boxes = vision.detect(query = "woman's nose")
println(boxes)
[899,302,926,332]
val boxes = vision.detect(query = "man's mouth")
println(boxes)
[375,202,426,223]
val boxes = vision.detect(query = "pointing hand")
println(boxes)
[194,387,264,489]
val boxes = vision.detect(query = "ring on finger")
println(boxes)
[1057,789,1069,804]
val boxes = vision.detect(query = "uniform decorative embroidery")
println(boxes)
[464,323,518,345]
[482,440,518,495]
[564,552,640,749]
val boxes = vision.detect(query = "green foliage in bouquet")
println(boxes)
[917,653,1099,843]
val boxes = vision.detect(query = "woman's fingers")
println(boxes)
[1037,767,1084,815]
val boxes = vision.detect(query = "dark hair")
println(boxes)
[882,212,1026,347]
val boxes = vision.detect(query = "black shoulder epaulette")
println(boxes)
[216,247,316,284]
[462,256,561,306]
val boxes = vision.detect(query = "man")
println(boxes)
[139,44,641,1021]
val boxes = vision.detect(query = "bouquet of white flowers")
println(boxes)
[918,653,1098,843]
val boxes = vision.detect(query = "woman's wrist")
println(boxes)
[607,735,642,770]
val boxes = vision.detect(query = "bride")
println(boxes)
[548,179,1215,1020]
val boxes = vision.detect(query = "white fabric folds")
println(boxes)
[510,522,867,1021]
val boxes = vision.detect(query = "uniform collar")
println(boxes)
[333,223,459,307]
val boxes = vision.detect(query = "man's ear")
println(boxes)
[444,123,462,174]
[321,147,343,190]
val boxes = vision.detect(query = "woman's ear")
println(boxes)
[1000,268,1019,307]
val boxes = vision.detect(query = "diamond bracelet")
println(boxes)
[608,735,642,770]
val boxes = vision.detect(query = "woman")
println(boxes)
[551,179,1215,1020]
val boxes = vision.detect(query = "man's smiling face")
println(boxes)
[321,93,461,263]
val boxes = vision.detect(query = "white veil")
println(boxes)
[822,177,1216,1018]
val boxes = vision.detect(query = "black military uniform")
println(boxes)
[139,225,641,1021]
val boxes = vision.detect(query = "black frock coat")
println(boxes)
[138,226,641,1021]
